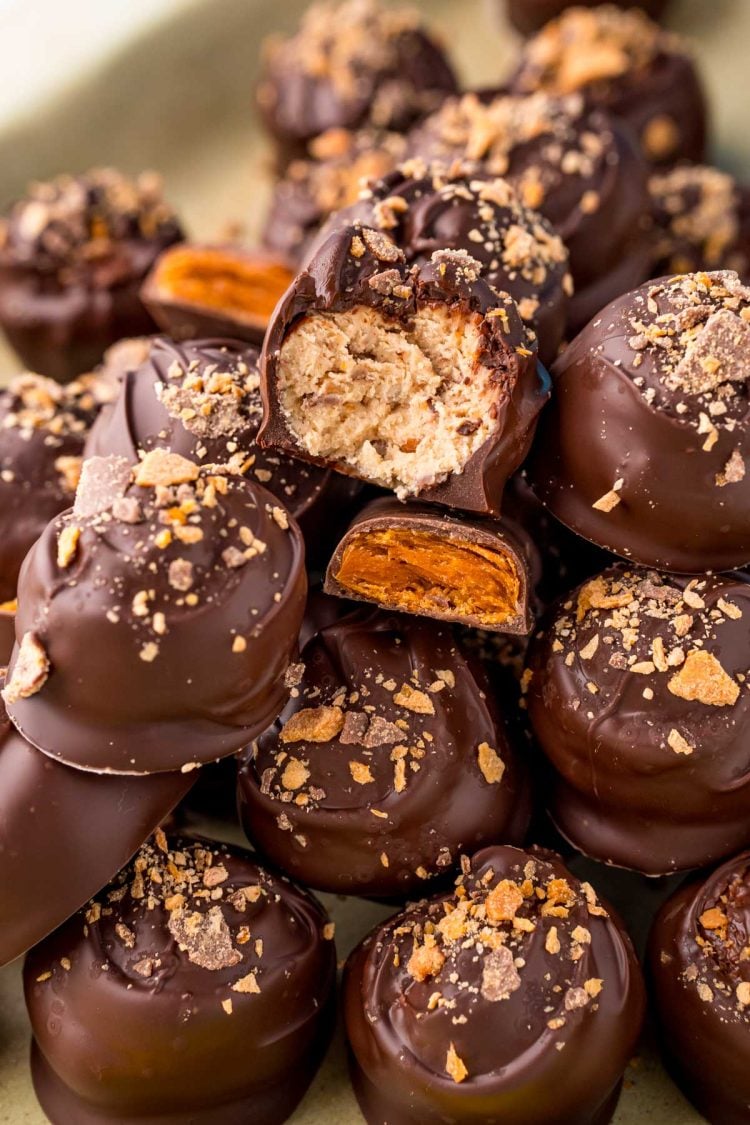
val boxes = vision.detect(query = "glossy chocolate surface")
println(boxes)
[509,6,706,167]
[526,566,750,874]
[649,851,750,1125]
[0,169,182,381]
[238,608,532,898]
[5,454,306,774]
[260,223,549,515]
[344,844,645,1124]
[25,836,336,1125]
[528,271,750,573]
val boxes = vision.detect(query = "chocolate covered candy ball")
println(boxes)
[25,835,336,1125]
[238,609,532,898]
[4,452,306,774]
[502,0,670,37]
[344,844,645,1124]
[509,5,706,167]
[0,168,183,381]
[526,566,750,875]
[528,271,750,573]
[649,851,750,1125]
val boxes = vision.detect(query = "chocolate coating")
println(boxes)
[260,223,549,515]
[325,497,535,632]
[509,6,707,167]
[85,336,360,552]
[256,0,457,158]
[5,454,306,774]
[311,163,572,365]
[344,843,645,1124]
[238,608,532,898]
[648,851,750,1125]
[503,0,670,37]
[649,164,750,281]
[0,689,192,967]
[527,271,750,573]
[25,836,336,1125]
[526,566,750,875]
[409,92,651,335]
[0,169,183,382]
[0,371,113,602]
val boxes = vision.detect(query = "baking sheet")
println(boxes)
[1,0,749,1120]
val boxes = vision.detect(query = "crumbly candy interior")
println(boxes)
[276,304,500,496]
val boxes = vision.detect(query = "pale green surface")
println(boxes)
[1,0,749,1120]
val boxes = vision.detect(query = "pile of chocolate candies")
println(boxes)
[0,2,749,1123]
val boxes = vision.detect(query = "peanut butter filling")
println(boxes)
[334,526,522,626]
[151,246,294,325]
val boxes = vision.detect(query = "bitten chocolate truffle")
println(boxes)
[0,371,113,602]
[409,92,651,334]
[4,452,306,774]
[238,609,532,898]
[256,0,457,160]
[528,271,750,573]
[0,169,183,381]
[263,127,408,264]
[509,6,707,166]
[141,243,295,346]
[649,164,750,281]
[0,686,193,968]
[503,0,670,37]
[260,224,549,514]
[25,836,336,1125]
[649,851,750,1124]
[311,162,572,365]
[344,844,645,1124]
[324,497,535,632]
[85,336,359,548]
[525,566,750,875]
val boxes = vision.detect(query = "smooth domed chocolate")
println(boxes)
[0,169,183,382]
[238,608,532,898]
[409,91,651,334]
[344,843,645,1124]
[649,164,750,281]
[0,371,114,602]
[85,336,360,551]
[502,0,670,37]
[260,224,549,514]
[0,687,193,967]
[509,6,706,167]
[525,566,750,875]
[527,271,750,573]
[310,162,572,365]
[25,835,336,1125]
[4,452,306,774]
[256,0,457,160]
[648,850,750,1125]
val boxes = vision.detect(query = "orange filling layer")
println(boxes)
[152,247,294,324]
[334,527,522,627]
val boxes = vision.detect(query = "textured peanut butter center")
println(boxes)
[154,247,294,322]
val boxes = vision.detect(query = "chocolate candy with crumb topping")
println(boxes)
[503,0,670,37]
[0,371,113,602]
[324,497,535,632]
[260,224,548,514]
[509,6,706,167]
[0,169,183,382]
[4,452,306,774]
[650,164,750,281]
[256,0,457,161]
[528,271,750,573]
[85,336,360,553]
[238,609,532,898]
[25,836,336,1125]
[311,163,571,365]
[648,851,750,1124]
[410,92,651,335]
[525,566,750,875]
[0,686,193,968]
[344,843,645,1124]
